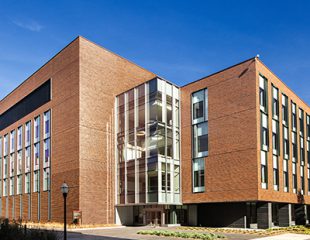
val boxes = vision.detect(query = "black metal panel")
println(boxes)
[0,80,51,131]
[197,202,246,228]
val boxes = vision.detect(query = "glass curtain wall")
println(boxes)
[116,78,180,205]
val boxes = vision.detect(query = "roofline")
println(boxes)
[256,57,310,109]
[1,35,158,104]
[181,56,256,88]
[0,36,81,103]
[78,36,157,78]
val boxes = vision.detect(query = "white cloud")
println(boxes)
[12,19,44,32]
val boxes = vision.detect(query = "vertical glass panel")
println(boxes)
[193,122,208,158]
[166,95,173,126]
[193,158,205,192]
[192,90,204,123]
[174,165,180,193]
[126,160,135,203]
[175,99,180,128]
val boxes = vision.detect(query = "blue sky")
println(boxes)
[0,0,309,104]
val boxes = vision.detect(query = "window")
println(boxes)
[25,147,31,173]
[10,130,15,153]
[272,86,279,119]
[292,102,297,131]
[43,168,50,191]
[25,173,30,194]
[161,163,171,192]
[300,137,305,164]
[33,171,39,192]
[17,175,22,195]
[0,136,2,158]
[10,154,14,177]
[9,177,14,196]
[25,121,31,147]
[283,159,289,192]
[174,165,180,193]
[307,140,310,165]
[34,116,40,143]
[3,179,8,197]
[44,110,51,138]
[193,122,208,158]
[17,126,22,150]
[192,89,208,124]
[4,134,8,156]
[17,151,22,175]
[307,114,310,140]
[193,158,205,192]
[292,162,297,193]
[4,157,8,179]
[292,132,298,162]
[44,139,50,168]
[273,155,279,191]
[34,143,40,170]
[261,151,268,189]
[282,94,288,125]
[261,113,269,150]
[259,75,268,112]
[299,108,304,136]
[272,119,279,155]
[283,126,289,159]
[301,166,305,194]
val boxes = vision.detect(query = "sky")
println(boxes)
[0,0,309,105]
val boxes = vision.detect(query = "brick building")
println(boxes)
[0,36,309,228]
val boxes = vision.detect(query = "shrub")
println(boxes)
[0,218,60,240]
[137,230,225,239]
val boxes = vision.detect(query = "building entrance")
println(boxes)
[145,210,162,225]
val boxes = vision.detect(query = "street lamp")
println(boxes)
[61,182,69,240]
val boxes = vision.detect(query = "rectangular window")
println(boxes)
[10,130,15,153]
[0,136,2,158]
[3,179,8,197]
[283,159,289,192]
[17,126,23,150]
[17,175,22,195]
[307,114,310,140]
[33,171,39,192]
[283,126,289,159]
[43,168,50,191]
[282,94,288,125]
[34,143,40,170]
[261,151,268,189]
[261,112,269,150]
[300,108,304,136]
[193,158,205,192]
[259,75,268,112]
[301,166,305,194]
[192,89,208,124]
[193,122,208,158]
[272,86,279,119]
[272,119,279,155]
[10,154,14,177]
[9,177,14,196]
[34,116,40,143]
[17,151,22,175]
[44,110,51,139]
[307,140,310,165]
[292,132,298,162]
[4,134,8,156]
[308,168,310,194]
[25,121,31,147]
[25,147,31,173]
[44,139,50,168]
[292,102,297,132]
[273,155,279,191]
[25,173,30,194]
[293,162,297,193]
[301,137,305,164]
[3,157,8,179]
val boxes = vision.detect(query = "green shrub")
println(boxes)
[137,229,225,239]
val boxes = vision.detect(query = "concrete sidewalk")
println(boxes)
[251,233,310,240]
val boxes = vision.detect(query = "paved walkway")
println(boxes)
[251,233,310,240]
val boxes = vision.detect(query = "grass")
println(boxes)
[178,225,310,236]
[137,230,225,239]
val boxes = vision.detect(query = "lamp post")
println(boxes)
[61,182,69,240]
